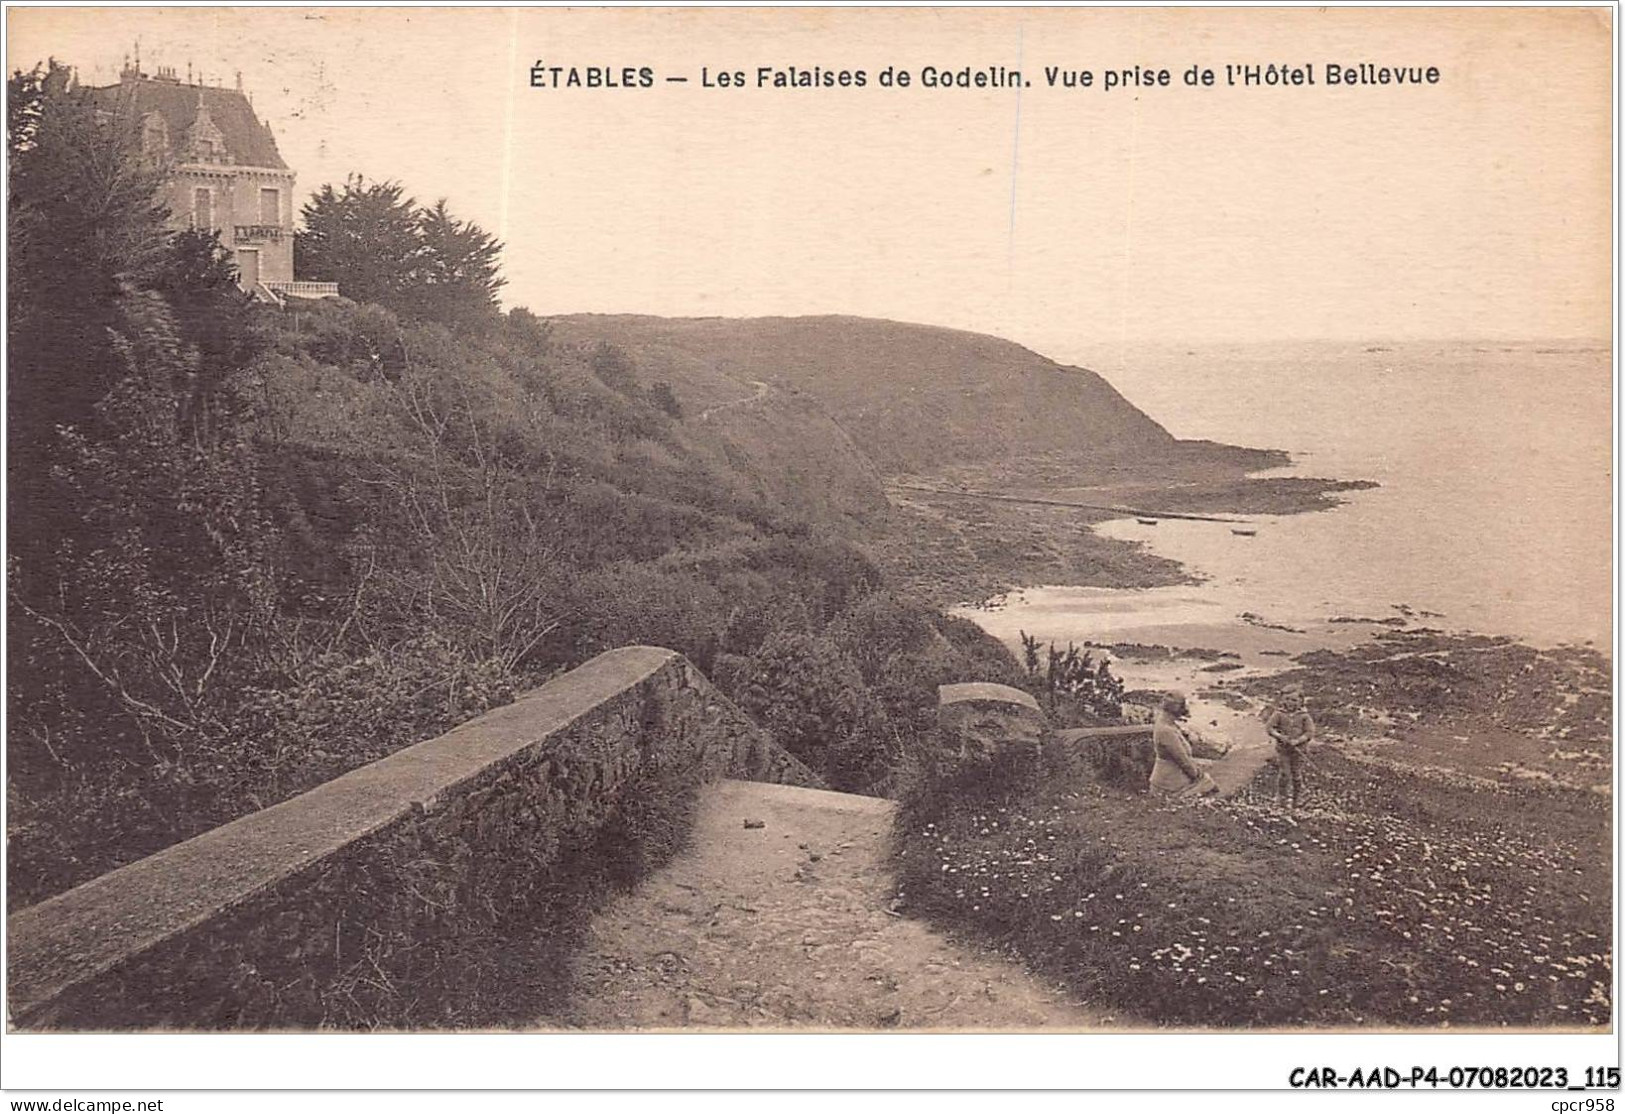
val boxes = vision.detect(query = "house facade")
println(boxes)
[89,64,335,300]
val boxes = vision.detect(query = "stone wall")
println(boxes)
[7,646,819,1030]
[936,682,1046,763]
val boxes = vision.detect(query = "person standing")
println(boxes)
[1149,691,1216,797]
[1265,688,1315,812]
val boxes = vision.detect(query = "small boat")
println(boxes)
[1137,517,1159,526]
[1232,528,1257,537]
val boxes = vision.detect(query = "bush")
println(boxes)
[588,341,637,394]
[7,635,516,908]
[566,561,728,672]
[716,630,888,791]
[1019,633,1125,724]
[220,636,516,804]
[647,380,683,418]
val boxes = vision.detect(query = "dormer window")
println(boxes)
[186,96,226,164]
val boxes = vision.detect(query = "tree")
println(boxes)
[8,60,275,774]
[8,61,170,459]
[294,175,422,311]
[153,229,270,443]
[360,331,571,672]
[8,60,171,604]
[504,306,552,353]
[294,178,504,329]
[410,198,505,327]
[11,284,276,772]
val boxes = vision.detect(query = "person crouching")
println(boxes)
[1149,691,1217,797]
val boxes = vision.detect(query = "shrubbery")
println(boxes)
[6,60,1026,908]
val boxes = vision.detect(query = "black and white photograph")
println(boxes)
[1,2,1617,1102]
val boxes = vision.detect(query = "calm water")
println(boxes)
[1045,340,1613,650]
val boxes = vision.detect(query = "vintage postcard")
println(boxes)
[2,2,1615,1100]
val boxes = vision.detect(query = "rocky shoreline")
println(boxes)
[880,455,1609,799]
[1230,628,1612,792]
[867,453,1372,607]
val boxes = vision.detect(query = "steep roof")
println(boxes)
[86,76,288,170]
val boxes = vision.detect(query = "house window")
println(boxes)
[193,188,213,232]
[260,188,280,225]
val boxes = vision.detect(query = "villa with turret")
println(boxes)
[88,62,337,303]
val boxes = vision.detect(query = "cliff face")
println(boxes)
[550,315,1181,476]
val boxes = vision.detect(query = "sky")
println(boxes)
[8,6,1613,351]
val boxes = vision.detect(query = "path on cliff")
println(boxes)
[698,379,770,422]
[554,779,1112,1031]
[1209,738,1275,796]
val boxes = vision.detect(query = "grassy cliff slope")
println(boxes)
[550,314,1224,475]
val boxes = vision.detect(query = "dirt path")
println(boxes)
[554,780,1111,1031]
[1209,738,1276,796]
[698,379,769,421]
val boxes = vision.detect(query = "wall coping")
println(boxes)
[937,682,1041,713]
[6,645,683,1023]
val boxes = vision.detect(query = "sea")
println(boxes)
[958,339,1612,733]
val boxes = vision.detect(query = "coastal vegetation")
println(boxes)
[895,719,1611,1028]
[3,61,1050,909]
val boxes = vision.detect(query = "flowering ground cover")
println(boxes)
[893,746,1611,1028]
